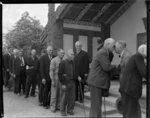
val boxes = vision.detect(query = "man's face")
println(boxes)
[108,41,116,52]
[75,45,82,53]
[68,51,74,60]
[31,50,36,57]
[115,43,122,54]
[19,51,23,57]
[47,47,53,55]
[59,51,65,59]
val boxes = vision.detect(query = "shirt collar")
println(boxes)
[120,49,125,58]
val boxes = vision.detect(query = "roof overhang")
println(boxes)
[56,0,136,26]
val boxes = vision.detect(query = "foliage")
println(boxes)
[4,12,45,54]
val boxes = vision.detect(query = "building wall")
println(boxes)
[111,0,146,65]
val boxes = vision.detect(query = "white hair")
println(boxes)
[75,41,82,47]
[67,49,74,55]
[104,38,115,48]
[13,49,18,53]
[138,44,147,56]
[47,45,53,51]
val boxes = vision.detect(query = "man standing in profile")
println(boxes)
[50,49,65,112]
[25,49,38,98]
[87,38,116,117]
[119,44,147,118]
[115,40,132,80]
[58,49,76,116]
[40,46,54,109]
[74,41,89,103]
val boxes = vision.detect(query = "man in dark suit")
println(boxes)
[36,50,45,106]
[74,41,89,103]
[18,49,26,95]
[119,44,146,118]
[40,46,54,109]
[3,48,11,88]
[11,49,21,94]
[58,49,76,116]
[87,38,116,117]
[25,49,38,98]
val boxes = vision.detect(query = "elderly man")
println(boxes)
[58,49,76,116]
[119,44,147,118]
[74,41,89,103]
[50,49,65,112]
[40,46,54,109]
[25,49,38,98]
[11,49,20,94]
[87,38,116,117]
[115,40,132,80]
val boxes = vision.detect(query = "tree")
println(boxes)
[4,11,45,55]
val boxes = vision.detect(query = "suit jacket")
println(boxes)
[40,54,54,80]
[119,52,146,99]
[87,47,115,89]
[58,59,76,85]
[119,49,132,79]
[12,56,21,76]
[3,53,11,71]
[74,50,89,79]
[26,56,38,76]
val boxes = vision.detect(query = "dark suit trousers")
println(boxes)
[89,85,102,117]
[25,71,36,97]
[121,93,141,118]
[39,83,45,103]
[19,67,26,94]
[4,70,10,87]
[14,75,20,94]
[60,80,75,113]
[75,79,84,101]
[43,79,51,107]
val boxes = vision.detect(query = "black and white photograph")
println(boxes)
[1,0,149,117]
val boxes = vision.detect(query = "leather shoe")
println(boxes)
[61,112,67,116]
[67,111,74,115]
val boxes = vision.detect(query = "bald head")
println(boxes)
[138,44,147,57]
[31,49,36,57]
[75,41,82,53]
[104,38,115,52]
[47,45,53,56]
[67,49,74,60]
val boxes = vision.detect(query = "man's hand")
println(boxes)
[6,69,9,72]
[52,81,56,87]
[62,85,67,91]
[84,74,88,77]
[13,74,16,78]
[78,76,82,82]
[42,78,46,85]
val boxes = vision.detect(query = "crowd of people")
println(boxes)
[2,38,147,117]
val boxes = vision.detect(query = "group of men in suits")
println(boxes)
[3,41,90,116]
[87,38,147,118]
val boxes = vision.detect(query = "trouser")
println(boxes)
[43,79,51,107]
[75,79,84,101]
[121,93,141,118]
[89,85,102,117]
[39,83,44,103]
[14,75,20,94]
[36,73,41,92]
[25,72,36,97]
[60,80,75,113]
[50,77,61,110]
[4,70,10,87]
[19,67,26,94]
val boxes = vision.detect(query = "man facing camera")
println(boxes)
[74,41,89,103]
[58,49,76,116]
[119,44,147,118]
[50,49,65,112]
[87,38,116,117]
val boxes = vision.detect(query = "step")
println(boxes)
[84,91,146,114]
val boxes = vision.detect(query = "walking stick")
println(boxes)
[103,96,106,118]
[79,79,86,117]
